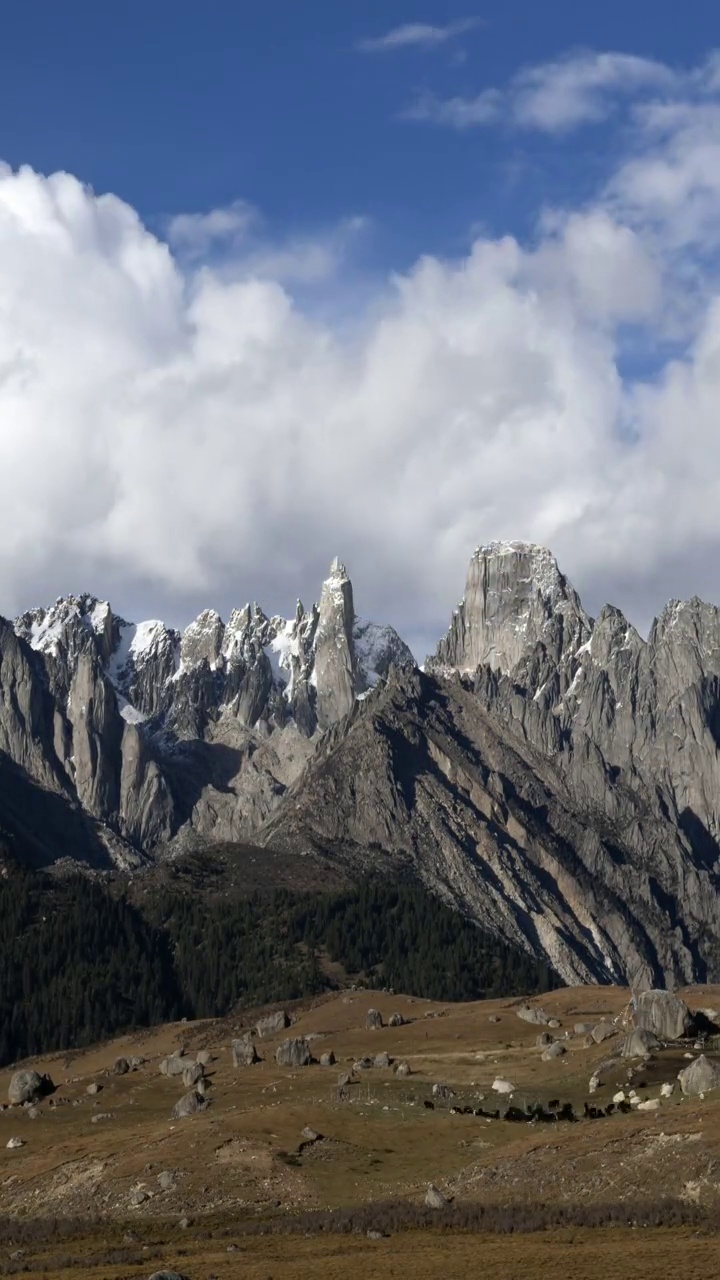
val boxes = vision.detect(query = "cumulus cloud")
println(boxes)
[406,49,677,132]
[3,65,720,651]
[358,18,482,53]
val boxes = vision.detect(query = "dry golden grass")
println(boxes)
[1,982,720,1277]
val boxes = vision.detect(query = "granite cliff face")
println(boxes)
[3,539,720,988]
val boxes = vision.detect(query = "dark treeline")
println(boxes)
[0,866,557,1066]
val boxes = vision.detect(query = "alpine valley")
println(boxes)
[3,542,720,990]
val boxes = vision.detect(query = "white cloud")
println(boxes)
[358,18,482,53]
[406,49,677,133]
[4,74,720,651]
[167,199,257,257]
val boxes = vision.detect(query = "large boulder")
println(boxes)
[592,1023,617,1044]
[182,1063,204,1089]
[159,1055,192,1078]
[232,1038,259,1067]
[678,1055,720,1096]
[542,1042,566,1061]
[516,1005,550,1026]
[8,1071,53,1106]
[275,1038,312,1067]
[255,1010,290,1039]
[634,990,692,1041]
[388,1013,405,1027]
[622,1028,660,1058]
[171,1090,206,1119]
[366,1009,383,1030]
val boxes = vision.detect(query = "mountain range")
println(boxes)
[3,540,720,990]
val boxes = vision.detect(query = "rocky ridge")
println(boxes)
[3,539,720,988]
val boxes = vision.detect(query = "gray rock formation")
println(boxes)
[365,1009,383,1030]
[255,1010,289,1038]
[516,1005,550,1026]
[8,1071,52,1106]
[172,1089,206,1119]
[231,1038,259,1067]
[275,1037,312,1067]
[633,990,692,1041]
[678,1054,720,1095]
[622,1028,660,1057]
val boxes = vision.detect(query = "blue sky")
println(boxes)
[2,0,717,265]
[3,3,720,650]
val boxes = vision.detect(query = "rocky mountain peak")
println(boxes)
[431,540,592,677]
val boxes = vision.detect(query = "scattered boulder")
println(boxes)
[275,1038,312,1068]
[301,1126,321,1142]
[492,1078,514,1095]
[516,1005,550,1026]
[130,1190,147,1206]
[613,1091,626,1104]
[232,1038,259,1067]
[637,1098,661,1112]
[394,1061,412,1077]
[255,1010,290,1039]
[622,1028,660,1058]
[678,1054,720,1097]
[634,990,692,1042]
[432,1083,455,1100]
[582,1035,595,1049]
[6,1138,23,1149]
[148,1272,191,1280]
[172,1090,206,1119]
[196,1050,211,1066]
[25,1106,40,1120]
[354,1057,374,1071]
[366,1009,383,1031]
[388,1013,405,1027]
[660,1082,675,1098]
[374,1052,392,1069]
[160,1056,191,1078]
[425,1184,450,1209]
[182,1063,205,1089]
[8,1071,53,1107]
[157,1171,176,1191]
[542,1042,566,1061]
[129,1056,145,1070]
[91,1112,114,1124]
[488,1015,501,1024]
[86,1083,102,1096]
[589,1073,601,1094]
[547,1018,562,1029]
[574,1023,595,1035]
[536,1032,554,1048]
[320,1051,336,1067]
[338,1072,355,1088]
[112,1057,130,1076]
[592,1023,617,1044]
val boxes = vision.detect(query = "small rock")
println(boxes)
[488,1015,501,1024]
[159,1055,192,1078]
[112,1057,130,1076]
[320,1051,336,1067]
[547,1018,562,1029]
[388,1013,405,1027]
[232,1038,259,1067]
[574,1023,595,1035]
[157,1171,176,1191]
[366,1008,383,1031]
[592,1023,617,1044]
[301,1126,321,1142]
[130,1189,148,1206]
[25,1106,40,1120]
[149,1272,190,1280]
[129,1056,145,1070]
[637,1098,661,1111]
[374,1052,391,1068]
[432,1083,455,1100]
[337,1071,355,1088]
[177,1217,190,1230]
[86,1083,102,1096]
[394,1061,412,1077]
[367,1228,385,1239]
[196,1050,211,1065]
[660,1082,675,1098]
[613,1090,626,1103]
[6,1137,24,1149]
[91,1112,114,1124]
